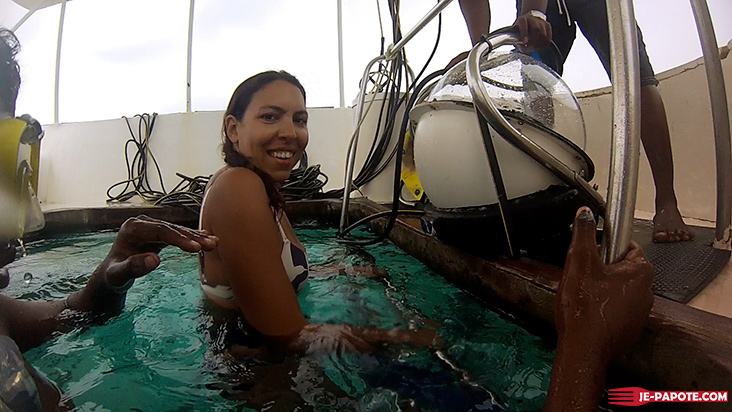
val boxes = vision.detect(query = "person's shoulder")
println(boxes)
[206,167,270,206]
[210,167,266,191]
[204,167,276,231]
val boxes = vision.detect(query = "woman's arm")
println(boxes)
[309,264,389,280]
[0,216,218,352]
[207,168,309,341]
[207,168,436,353]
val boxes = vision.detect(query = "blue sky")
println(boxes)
[1,0,731,124]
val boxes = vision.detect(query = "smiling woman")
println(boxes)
[198,70,438,354]
[222,74,309,185]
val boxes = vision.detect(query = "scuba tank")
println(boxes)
[0,114,44,241]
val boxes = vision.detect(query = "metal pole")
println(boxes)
[12,10,36,32]
[186,0,195,113]
[689,0,732,248]
[600,0,641,263]
[339,55,386,232]
[11,0,45,32]
[337,0,345,108]
[339,0,454,232]
[386,0,454,60]
[475,109,518,257]
[53,0,67,124]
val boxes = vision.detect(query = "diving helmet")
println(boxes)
[0,114,45,242]
[409,50,596,263]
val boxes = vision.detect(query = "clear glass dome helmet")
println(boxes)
[409,50,593,209]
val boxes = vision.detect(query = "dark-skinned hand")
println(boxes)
[556,207,654,365]
[98,215,218,290]
[514,12,552,53]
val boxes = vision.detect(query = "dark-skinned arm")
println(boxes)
[543,208,654,411]
[449,0,551,70]
[0,215,218,352]
[458,0,491,46]
[446,0,491,69]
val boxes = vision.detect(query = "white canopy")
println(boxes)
[12,0,66,10]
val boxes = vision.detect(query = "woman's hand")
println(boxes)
[310,264,389,280]
[286,323,438,356]
[338,265,389,279]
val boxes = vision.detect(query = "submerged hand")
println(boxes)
[310,264,389,280]
[288,324,438,356]
[101,215,218,290]
[556,207,654,364]
[338,265,389,279]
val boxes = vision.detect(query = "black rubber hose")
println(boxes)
[340,68,445,245]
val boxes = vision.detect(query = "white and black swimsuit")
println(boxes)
[198,189,310,300]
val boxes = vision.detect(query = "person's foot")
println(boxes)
[652,206,695,243]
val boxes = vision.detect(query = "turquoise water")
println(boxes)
[5,223,554,411]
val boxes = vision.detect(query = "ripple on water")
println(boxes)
[19,226,553,411]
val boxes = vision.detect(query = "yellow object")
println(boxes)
[401,129,425,201]
[0,116,44,240]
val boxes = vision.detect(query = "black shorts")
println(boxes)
[517,0,659,87]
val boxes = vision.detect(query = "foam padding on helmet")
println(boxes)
[0,117,44,240]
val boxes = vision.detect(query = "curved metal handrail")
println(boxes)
[690,0,732,250]
[465,33,607,216]
[601,0,641,263]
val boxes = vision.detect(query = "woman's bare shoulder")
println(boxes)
[208,167,267,198]
[203,167,272,226]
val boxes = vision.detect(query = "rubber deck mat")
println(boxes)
[631,219,730,303]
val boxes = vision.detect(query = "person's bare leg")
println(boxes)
[640,85,694,242]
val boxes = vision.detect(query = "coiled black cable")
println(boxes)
[280,151,329,201]
[321,0,443,199]
[339,69,445,245]
[106,113,167,204]
[107,113,328,213]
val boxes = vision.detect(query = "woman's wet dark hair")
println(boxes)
[0,28,21,115]
[222,70,306,211]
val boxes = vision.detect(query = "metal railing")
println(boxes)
[465,32,606,217]
[338,0,455,233]
[601,0,641,263]
[689,0,732,250]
